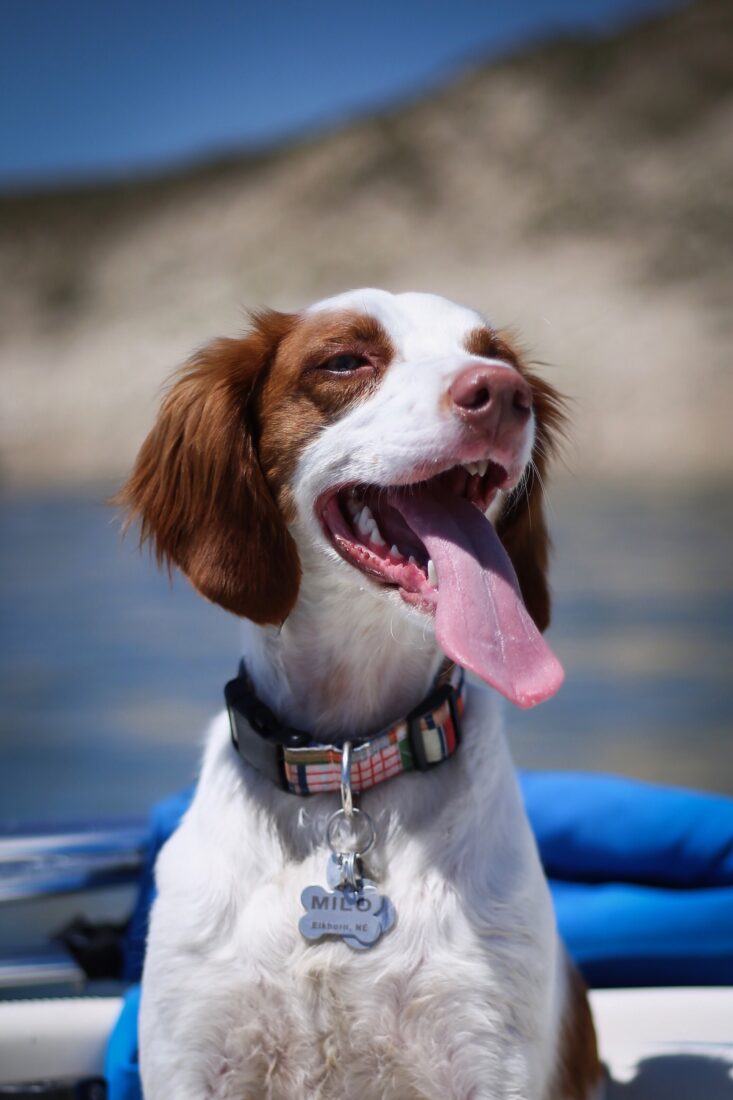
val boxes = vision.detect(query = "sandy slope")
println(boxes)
[1,0,731,487]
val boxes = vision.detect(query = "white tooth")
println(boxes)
[477,460,489,477]
[463,462,478,476]
[408,555,417,565]
[357,505,374,535]
[427,559,438,587]
[360,507,385,547]
[391,544,401,558]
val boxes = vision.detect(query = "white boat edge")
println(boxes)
[0,987,731,1094]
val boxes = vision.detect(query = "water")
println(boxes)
[1,483,731,827]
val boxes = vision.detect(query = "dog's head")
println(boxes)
[120,289,566,708]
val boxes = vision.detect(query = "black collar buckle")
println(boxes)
[225,673,310,789]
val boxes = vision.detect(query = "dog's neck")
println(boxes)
[240,551,445,740]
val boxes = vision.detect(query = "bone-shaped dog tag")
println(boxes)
[300,857,395,950]
[299,883,395,950]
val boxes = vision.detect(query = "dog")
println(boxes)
[120,289,601,1099]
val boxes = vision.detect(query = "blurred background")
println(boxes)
[1,0,732,827]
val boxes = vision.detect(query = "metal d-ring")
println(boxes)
[340,740,354,818]
[326,806,376,859]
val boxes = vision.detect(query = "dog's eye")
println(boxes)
[318,354,369,373]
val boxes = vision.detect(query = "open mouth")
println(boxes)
[318,458,564,710]
[320,460,508,607]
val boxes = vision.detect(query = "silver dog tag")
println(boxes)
[299,880,395,950]
[300,794,395,950]
[300,854,395,950]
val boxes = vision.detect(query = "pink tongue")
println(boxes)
[393,491,564,708]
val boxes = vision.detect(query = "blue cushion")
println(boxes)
[105,985,142,1100]
[520,771,733,888]
[122,786,194,983]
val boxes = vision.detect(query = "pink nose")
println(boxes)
[449,363,532,443]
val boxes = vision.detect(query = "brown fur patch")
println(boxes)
[116,310,301,624]
[465,326,567,632]
[257,310,394,516]
[117,308,394,621]
[551,957,602,1100]
[464,325,523,367]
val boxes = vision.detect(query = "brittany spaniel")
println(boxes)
[120,289,601,1099]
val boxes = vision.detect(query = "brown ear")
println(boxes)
[497,370,566,633]
[117,311,300,624]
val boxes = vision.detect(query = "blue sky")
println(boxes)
[0,0,684,191]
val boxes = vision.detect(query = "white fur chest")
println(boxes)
[139,687,562,1100]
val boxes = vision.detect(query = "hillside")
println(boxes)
[1,0,731,486]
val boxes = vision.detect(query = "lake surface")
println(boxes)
[1,483,731,827]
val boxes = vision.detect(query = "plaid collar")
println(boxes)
[226,664,465,796]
